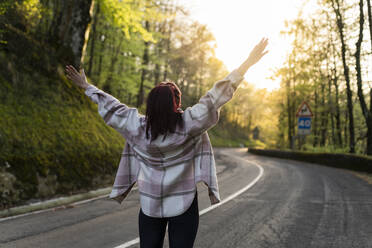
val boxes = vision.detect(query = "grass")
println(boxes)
[208,125,248,147]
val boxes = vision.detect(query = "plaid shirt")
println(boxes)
[85,70,244,217]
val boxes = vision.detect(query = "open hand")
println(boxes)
[246,38,268,67]
[65,65,90,90]
[237,38,269,76]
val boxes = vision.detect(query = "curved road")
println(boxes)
[1,148,372,248]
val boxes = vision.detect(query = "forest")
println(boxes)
[0,0,371,208]
[273,0,372,155]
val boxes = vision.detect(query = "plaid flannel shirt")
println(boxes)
[85,70,244,217]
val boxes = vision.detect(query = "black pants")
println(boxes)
[138,193,199,248]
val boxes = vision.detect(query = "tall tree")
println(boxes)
[354,0,372,155]
[330,0,356,153]
[87,1,100,76]
[49,0,95,67]
[137,20,150,107]
[329,25,343,147]
[367,0,372,50]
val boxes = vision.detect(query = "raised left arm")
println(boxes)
[65,65,142,139]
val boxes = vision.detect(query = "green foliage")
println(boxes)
[302,143,349,154]
[272,0,371,154]
[245,139,267,149]
[15,0,42,26]
[208,124,249,148]
[0,1,11,15]
[99,0,159,42]
[0,0,12,45]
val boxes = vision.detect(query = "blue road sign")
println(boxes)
[298,117,311,135]
[298,117,311,129]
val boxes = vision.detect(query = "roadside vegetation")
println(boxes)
[272,0,372,155]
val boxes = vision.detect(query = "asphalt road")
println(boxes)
[1,148,372,248]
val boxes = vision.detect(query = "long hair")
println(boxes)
[145,82,183,141]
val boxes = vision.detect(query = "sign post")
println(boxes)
[295,101,313,149]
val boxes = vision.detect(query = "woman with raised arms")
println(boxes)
[65,38,268,248]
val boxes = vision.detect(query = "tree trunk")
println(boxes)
[369,89,372,154]
[153,21,166,86]
[49,0,95,68]
[154,62,161,85]
[328,75,336,146]
[367,0,372,51]
[331,45,343,147]
[333,81,343,147]
[163,21,173,81]
[355,0,372,155]
[137,21,150,108]
[344,110,349,149]
[331,0,355,153]
[366,0,372,154]
[96,30,107,83]
[329,22,343,147]
[87,2,100,76]
[313,87,319,147]
[320,81,328,146]
[286,80,293,149]
[103,38,123,93]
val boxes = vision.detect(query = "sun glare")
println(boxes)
[178,0,312,91]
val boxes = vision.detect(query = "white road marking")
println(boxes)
[0,194,109,222]
[115,238,140,248]
[114,159,264,248]
[0,187,137,222]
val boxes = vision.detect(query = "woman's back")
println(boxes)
[82,69,244,217]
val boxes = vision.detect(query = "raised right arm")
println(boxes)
[184,38,269,136]
[183,70,244,136]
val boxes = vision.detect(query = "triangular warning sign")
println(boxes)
[296,101,313,117]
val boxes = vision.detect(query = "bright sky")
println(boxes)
[178,0,311,91]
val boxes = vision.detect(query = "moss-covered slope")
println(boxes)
[0,64,124,209]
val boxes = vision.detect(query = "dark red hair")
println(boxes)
[145,82,183,141]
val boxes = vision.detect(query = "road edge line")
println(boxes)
[0,187,138,222]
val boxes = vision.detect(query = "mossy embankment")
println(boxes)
[0,60,125,209]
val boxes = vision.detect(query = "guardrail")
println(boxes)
[248,148,372,174]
